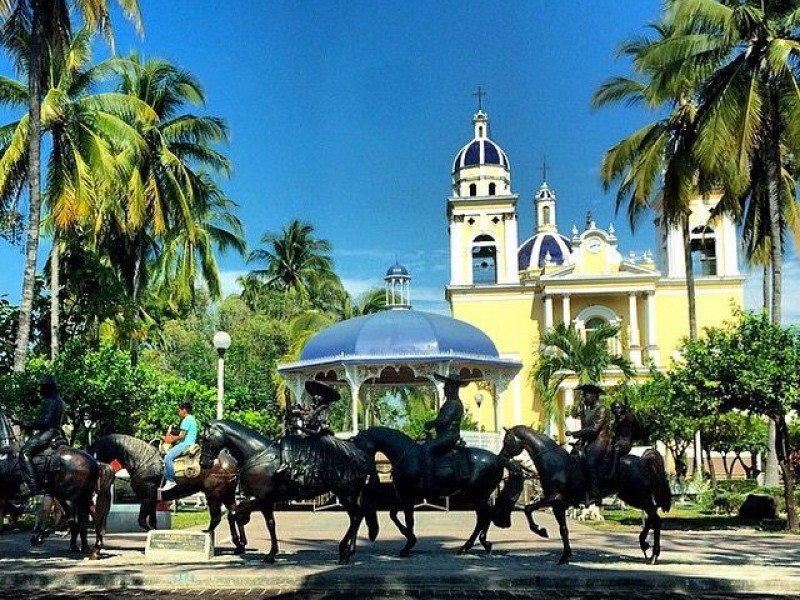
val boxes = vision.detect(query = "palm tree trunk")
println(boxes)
[13,0,45,373]
[50,235,60,360]
[762,262,770,316]
[765,419,780,487]
[682,215,698,340]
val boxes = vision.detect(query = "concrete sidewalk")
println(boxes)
[0,510,798,595]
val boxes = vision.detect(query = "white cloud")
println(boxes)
[742,255,800,324]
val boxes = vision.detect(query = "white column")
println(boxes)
[721,213,739,276]
[503,213,520,284]
[449,215,464,285]
[544,295,553,330]
[628,293,642,366]
[561,294,571,324]
[350,383,361,434]
[665,225,685,278]
[644,292,660,366]
[492,389,500,432]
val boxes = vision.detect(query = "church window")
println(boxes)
[542,206,551,226]
[469,183,477,197]
[690,226,717,276]
[489,183,496,195]
[585,317,606,332]
[471,235,497,285]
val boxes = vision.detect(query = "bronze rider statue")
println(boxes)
[301,380,339,437]
[608,400,638,481]
[19,374,67,496]
[422,372,467,487]
[566,382,608,506]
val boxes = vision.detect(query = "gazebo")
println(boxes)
[278,263,521,434]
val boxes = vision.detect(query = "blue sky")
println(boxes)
[0,1,797,321]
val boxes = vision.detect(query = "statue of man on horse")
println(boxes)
[565,382,609,507]
[421,372,467,488]
[19,374,67,496]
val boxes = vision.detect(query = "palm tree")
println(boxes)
[151,173,246,309]
[533,322,635,430]
[247,219,338,309]
[0,0,143,372]
[641,0,800,529]
[90,54,234,361]
[593,20,711,341]
[0,28,151,357]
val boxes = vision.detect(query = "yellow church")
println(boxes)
[445,108,745,434]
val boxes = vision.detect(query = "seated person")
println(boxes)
[158,401,198,492]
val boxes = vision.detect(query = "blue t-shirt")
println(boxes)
[180,414,198,445]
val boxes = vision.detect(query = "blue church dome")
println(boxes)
[300,310,501,363]
[518,233,573,270]
[452,139,509,172]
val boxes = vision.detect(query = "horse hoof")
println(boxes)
[368,524,379,542]
[531,526,549,539]
[399,548,410,558]
[457,547,469,555]
[233,545,246,555]
[557,555,570,565]
[263,554,275,564]
[648,555,658,565]
[483,542,493,555]
[89,551,101,561]
[30,535,44,546]
[338,556,350,566]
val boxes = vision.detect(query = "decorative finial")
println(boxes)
[539,156,549,183]
[473,85,486,111]
[572,224,579,236]
[585,211,593,229]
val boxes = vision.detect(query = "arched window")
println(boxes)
[469,183,477,197]
[690,225,717,276]
[575,306,621,354]
[471,234,497,284]
[585,317,606,332]
[542,206,551,226]
[489,183,496,195]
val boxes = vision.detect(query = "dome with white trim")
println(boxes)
[518,232,573,269]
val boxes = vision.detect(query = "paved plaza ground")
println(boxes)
[0,509,798,598]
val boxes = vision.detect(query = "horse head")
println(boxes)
[199,421,224,469]
[499,426,524,459]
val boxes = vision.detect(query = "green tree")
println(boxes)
[247,219,338,309]
[0,0,142,373]
[533,321,634,426]
[676,311,800,530]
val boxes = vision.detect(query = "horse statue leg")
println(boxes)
[458,499,493,555]
[260,501,279,563]
[552,504,573,565]
[388,500,417,557]
[91,463,115,559]
[337,491,363,565]
[639,505,662,564]
[521,493,562,539]
[218,485,247,555]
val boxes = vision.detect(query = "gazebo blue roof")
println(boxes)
[280,309,519,373]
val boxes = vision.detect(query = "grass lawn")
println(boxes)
[583,503,789,533]
[170,510,213,530]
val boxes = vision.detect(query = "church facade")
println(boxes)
[445,109,745,433]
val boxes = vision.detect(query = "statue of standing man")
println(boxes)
[566,382,609,507]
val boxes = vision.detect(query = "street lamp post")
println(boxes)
[213,331,231,420]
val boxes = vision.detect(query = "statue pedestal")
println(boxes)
[145,530,213,562]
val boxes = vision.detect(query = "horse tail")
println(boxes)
[362,470,381,542]
[93,462,115,542]
[643,448,671,513]
[492,459,525,529]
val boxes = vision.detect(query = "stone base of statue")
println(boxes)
[145,530,213,561]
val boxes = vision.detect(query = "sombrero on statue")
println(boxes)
[304,380,340,404]
[433,372,469,387]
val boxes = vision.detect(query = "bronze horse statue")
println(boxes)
[91,433,247,553]
[500,425,671,565]
[0,410,114,557]
[199,419,379,565]
[351,426,525,557]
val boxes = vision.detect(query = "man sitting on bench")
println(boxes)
[159,401,198,492]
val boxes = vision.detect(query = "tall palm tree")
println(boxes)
[644,0,800,327]
[593,20,712,341]
[0,28,151,356]
[0,0,142,372]
[533,322,635,429]
[91,54,233,361]
[151,173,246,309]
[247,219,338,309]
